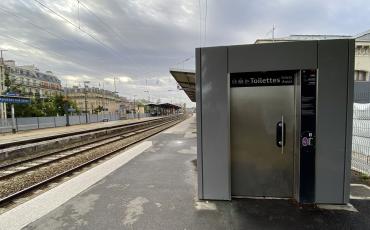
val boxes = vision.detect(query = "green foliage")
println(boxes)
[4,72,11,88]
[360,173,370,181]
[13,95,79,117]
[4,75,27,96]
[3,73,80,117]
[93,105,104,114]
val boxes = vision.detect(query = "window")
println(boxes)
[355,70,368,81]
[356,45,370,56]
[360,47,366,55]
[365,46,369,55]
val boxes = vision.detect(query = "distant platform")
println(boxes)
[0,116,161,147]
[1,115,370,230]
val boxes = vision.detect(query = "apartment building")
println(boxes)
[0,60,63,118]
[65,86,121,114]
[1,60,63,97]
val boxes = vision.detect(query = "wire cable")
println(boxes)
[31,0,147,80]
[78,1,127,45]
[32,0,117,57]
[0,7,90,51]
[78,1,161,78]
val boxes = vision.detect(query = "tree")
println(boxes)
[4,71,11,89]
[2,72,79,117]
[13,95,79,117]
[14,99,43,117]
[93,105,104,114]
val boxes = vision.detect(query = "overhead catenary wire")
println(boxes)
[32,0,122,61]
[0,33,124,92]
[0,3,138,87]
[0,7,72,46]
[78,1,128,45]
[0,3,134,93]
[78,0,160,78]
[0,7,96,53]
[4,49,76,79]
[13,0,186,81]
[0,1,190,102]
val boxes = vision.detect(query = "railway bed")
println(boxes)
[0,115,185,207]
[0,116,175,164]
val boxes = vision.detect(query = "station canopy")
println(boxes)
[169,68,196,102]
[146,103,181,110]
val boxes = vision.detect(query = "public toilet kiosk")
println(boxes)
[196,39,354,204]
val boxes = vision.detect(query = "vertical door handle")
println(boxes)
[281,115,284,154]
[276,115,286,154]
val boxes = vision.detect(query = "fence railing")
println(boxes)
[352,103,370,175]
[0,113,150,133]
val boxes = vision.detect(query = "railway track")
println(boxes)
[0,117,175,179]
[0,116,175,167]
[0,116,184,206]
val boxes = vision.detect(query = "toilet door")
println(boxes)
[230,71,295,198]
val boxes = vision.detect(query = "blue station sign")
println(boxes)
[0,96,31,104]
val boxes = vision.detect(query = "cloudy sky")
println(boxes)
[0,0,369,106]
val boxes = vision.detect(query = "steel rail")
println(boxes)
[0,116,176,170]
[0,116,171,149]
[0,119,178,180]
[0,117,184,206]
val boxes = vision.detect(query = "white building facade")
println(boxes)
[65,86,122,115]
[0,60,63,119]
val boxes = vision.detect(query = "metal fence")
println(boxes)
[0,113,149,133]
[352,103,370,175]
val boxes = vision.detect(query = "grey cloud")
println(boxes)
[0,0,369,106]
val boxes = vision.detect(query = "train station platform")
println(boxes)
[1,116,370,229]
[0,116,160,147]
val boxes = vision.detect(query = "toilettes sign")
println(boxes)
[230,70,296,87]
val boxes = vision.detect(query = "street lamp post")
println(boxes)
[133,95,137,119]
[0,49,7,120]
[83,81,90,123]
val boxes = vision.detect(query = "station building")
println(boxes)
[146,103,181,116]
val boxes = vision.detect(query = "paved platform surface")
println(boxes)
[4,116,370,230]
[0,116,160,146]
